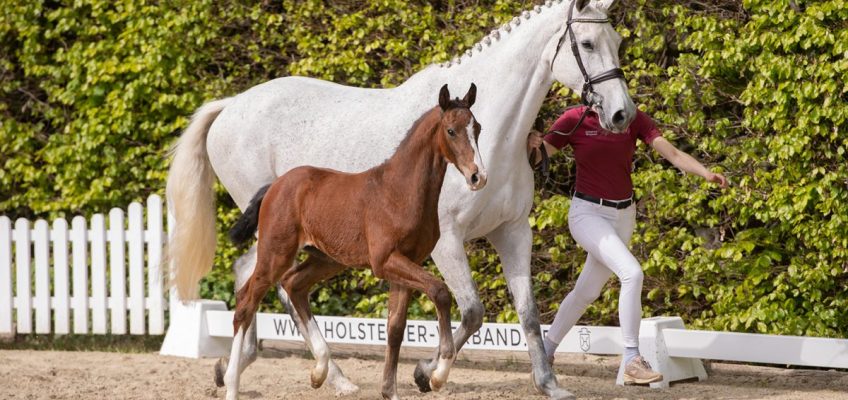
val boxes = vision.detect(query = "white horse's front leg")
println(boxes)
[413,231,484,392]
[487,219,575,400]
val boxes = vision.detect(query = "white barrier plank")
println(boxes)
[128,202,145,334]
[205,310,622,355]
[14,218,32,333]
[0,217,13,333]
[146,195,165,334]
[52,219,71,334]
[90,214,108,334]
[71,216,89,334]
[108,208,126,334]
[664,328,848,369]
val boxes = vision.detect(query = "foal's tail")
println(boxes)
[165,97,233,300]
[229,185,270,245]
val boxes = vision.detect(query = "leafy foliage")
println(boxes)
[2,0,845,337]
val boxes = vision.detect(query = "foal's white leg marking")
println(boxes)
[276,285,359,394]
[306,318,331,388]
[429,355,456,391]
[224,326,246,400]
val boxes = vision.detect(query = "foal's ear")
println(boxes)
[462,83,477,107]
[576,0,590,12]
[439,84,451,111]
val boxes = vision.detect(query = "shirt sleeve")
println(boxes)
[543,108,582,149]
[634,110,662,144]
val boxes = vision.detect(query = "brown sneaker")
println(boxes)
[623,356,663,384]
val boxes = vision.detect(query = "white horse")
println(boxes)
[166,0,634,399]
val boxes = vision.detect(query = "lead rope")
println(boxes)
[530,106,588,184]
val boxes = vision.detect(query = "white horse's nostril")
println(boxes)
[613,110,626,125]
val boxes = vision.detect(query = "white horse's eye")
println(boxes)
[581,41,594,51]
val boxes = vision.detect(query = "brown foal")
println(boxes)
[222,84,486,400]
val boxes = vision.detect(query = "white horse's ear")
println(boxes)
[576,0,590,12]
[595,0,616,13]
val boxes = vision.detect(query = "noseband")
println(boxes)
[551,0,625,107]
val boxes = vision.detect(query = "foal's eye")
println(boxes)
[581,41,594,51]
[447,128,456,137]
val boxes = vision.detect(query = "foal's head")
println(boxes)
[437,83,487,191]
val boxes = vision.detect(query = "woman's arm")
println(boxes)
[650,137,728,188]
[527,129,560,166]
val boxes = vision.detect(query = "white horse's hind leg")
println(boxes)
[275,285,359,395]
[224,326,246,400]
[487,220,575,400]
[413,232,484,392]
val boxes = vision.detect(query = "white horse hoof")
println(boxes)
[333,379,360,396]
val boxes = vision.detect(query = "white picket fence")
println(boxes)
[0,194,168,336]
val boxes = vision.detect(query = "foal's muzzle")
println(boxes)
[465,167,487,191]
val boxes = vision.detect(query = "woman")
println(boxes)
[527,106,727,384]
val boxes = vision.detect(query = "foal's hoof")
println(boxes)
[413,360,432,393]
[310,365,329,389]
[429,377,445,392]
[214,357,228,388]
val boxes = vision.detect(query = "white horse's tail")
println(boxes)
[165,98,232,300]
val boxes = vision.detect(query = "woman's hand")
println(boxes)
[705,171,729,188]
[527,129,544,153]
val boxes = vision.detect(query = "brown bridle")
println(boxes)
[533,1,628,178]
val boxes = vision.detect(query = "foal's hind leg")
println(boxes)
[280,254,348,390]
[275,284,360,395]
[216,246,259,387]
[224,236,299,400]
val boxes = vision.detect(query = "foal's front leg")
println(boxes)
[378,252,456,391]
[414,232,484,392]
[382,283,412,400]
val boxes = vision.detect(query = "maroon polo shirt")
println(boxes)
[544,106,661,200]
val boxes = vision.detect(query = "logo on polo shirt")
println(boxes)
[585,130,599,136]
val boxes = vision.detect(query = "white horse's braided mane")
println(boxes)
[439,0,566,68]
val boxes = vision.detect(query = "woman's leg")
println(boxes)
[544,253,612,358]
[545,199,643,353]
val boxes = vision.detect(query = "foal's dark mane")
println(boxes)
[386,99,472,165]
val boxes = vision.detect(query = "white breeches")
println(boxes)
[547,196,643,348]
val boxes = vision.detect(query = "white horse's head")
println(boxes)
[550,0,635,133]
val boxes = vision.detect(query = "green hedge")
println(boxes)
[1,0,845,337]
